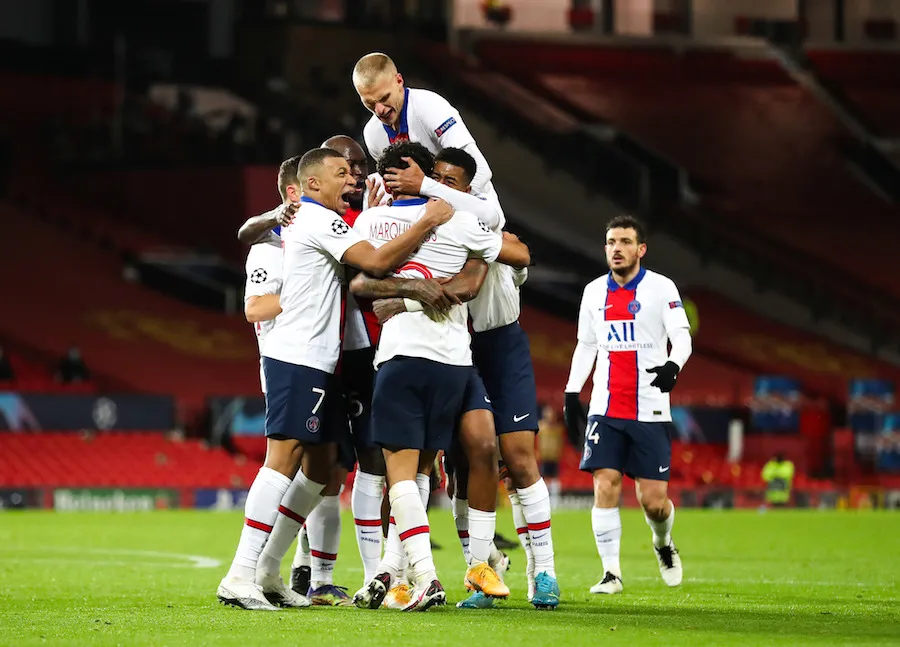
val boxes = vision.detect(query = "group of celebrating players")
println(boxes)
[216,52,692,613]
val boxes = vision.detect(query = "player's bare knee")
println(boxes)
[357,448,385,476]
[324,466,347,495]
[638,487,669,520]
[593,470,622,507]
[264,438,304,478]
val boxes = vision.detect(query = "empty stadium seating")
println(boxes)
[806,50,900,138]
[0,347,96,394]
[0,431,257,488]
[474,40,900,303]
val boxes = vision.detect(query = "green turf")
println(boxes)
[0,509,897,646]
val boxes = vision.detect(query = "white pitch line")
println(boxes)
[2,547,221,569]
[622,575,895,588]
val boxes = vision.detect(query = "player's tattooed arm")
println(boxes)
[439,258,488,303]
[349,273,460,312]
[237,203,298,245]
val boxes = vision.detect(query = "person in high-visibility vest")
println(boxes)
[761,453,795,507]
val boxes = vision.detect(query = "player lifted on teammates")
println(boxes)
[563,215,691,595]
[353,52,560,609]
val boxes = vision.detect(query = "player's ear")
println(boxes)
[638,242,648,258]
[396,73,404,87]
[285,184,300,202]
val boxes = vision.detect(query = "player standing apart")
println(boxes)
[563,215,691,594]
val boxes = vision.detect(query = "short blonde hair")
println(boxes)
[352,52,397,88]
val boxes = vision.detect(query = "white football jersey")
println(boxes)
[353,197,502,367]
[262,197,365,373]
[576,268,690,422]
[343,291,375,351]
[363,87,499,198]
[244,240,283,392]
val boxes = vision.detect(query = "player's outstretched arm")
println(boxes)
[439,258,489,303]
[342,199,454,277]
[244,294,282,323]
[237,204,298,245]
[496,231,531,269]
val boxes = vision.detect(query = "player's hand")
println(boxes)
[366,177,388,210]
[502,231,520,243]
[277,202,299,227]
[372,298,407,324]
[646,361,680,393]
[563,392,587,448]
[384,156,425,195]
[421,198,454,227]
[412,279,460,312]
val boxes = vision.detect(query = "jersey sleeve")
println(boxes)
[363,119,386,160]
[244,245,282,299]
[417,90,476,150]
[576,284,598,348]
[453,210,502,263]
[660,278,691,334]
[309,213,366,262]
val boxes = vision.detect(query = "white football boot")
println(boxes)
[590,571,623,594]
[217,576,281,610]
[256,572,312,607]
[654,541,683,587]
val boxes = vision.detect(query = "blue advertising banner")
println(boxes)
[0,392,175,431]
[194,488,249,510]
[208,396,266,443]
[750,376,801,432]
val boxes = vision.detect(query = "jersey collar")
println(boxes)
[382,88,410,142]
[300,195,326,208]
[607,266,646,292]
[391,197,428,206]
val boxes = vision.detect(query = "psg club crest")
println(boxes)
[306,416,320,433]
[627,300,641,314]
[389,132,410,144]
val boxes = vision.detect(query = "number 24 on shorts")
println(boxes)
[586,420,600,444]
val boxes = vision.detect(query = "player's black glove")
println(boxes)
[646,361,680,393]
[563,392,587,448]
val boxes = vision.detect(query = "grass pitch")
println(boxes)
[0,508,897,646]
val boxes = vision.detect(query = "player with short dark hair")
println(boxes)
[564,215,692,595]
[217,146,453,611]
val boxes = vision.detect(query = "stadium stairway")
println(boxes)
[0,202,260,426]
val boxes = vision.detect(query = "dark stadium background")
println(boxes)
[1,0,899,513]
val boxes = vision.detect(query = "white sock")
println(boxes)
[517,479,555,578]
[226,467,291,581]
[508,490,534,577]
[415,472,431,508]
[645,502,675,549]
[592,507,622,578]
[292,524,310,569]
[351,470,384,583]
[256,470,326,580]
[467,507,496,565]
[308,495,341,589]
[379,514,406,582]
[390,480,436,587]
[452,497,471,565]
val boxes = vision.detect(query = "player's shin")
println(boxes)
[517,479,556,578]
[592,507,622,578]
[452,497,471,564]
[308,495,341,589]
[226,467,292,582]
[351,470,385,583]
[256,470,326,579]
[390,480,437,587]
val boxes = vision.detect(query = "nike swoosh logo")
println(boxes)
[361,530,379,534]
[484,395,491,403]
[659,466,670,473]
[531,533,547,540]
[599,305,612,311]
[513,413,530,422]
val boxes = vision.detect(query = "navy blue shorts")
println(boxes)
[371,356,469,452]
[472,322,539,435]
[342,347,376,460]
[579,415,673,481]
[263,357,344,445]
[461,367,492,415]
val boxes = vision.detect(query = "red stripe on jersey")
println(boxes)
[389,516,396,525]
[354,518,382,527]
[277,505,306,525]
[399,525,430,541]
[356,297,382,346]
[396,261,434,279]
[516,526,528,535]
[310,550,338,561]
[605,287,639,420]
[336,286,348,376]
[342,208,361,228]
[527,520,551,532]
[245,518,273,533]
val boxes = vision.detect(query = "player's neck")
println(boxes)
[611,264,641,287]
